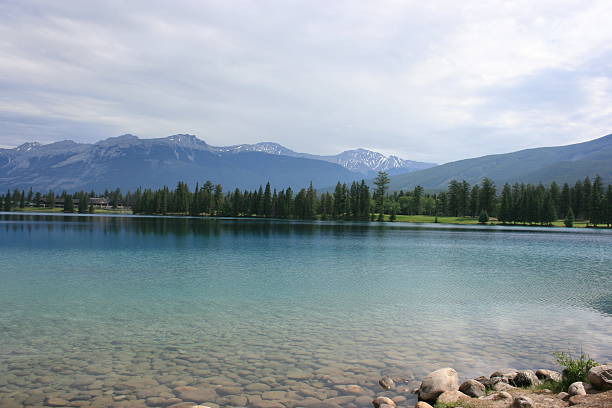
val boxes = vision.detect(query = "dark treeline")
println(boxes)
[129,180,373,220]
[435,175,612,226]
[2,173,611,226]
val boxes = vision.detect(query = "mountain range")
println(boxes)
[0,134,434,192]
[388,133,612,191]
[2,133,610,193]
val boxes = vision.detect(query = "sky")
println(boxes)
[1,0,612,163]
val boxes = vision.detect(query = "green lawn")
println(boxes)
[11,207,131,214]
[386,214,597,228]
[5,208,605,228]
[387,214,480,224]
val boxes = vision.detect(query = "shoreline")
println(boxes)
[3,209,611,230]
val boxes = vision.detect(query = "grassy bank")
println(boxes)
[10,207,131,214]
[3,208,604,228]
[383,214,594,228]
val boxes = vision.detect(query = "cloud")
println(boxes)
[1,0,611,163]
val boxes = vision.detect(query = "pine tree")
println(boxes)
[559,183,571,221]
[541,192,557,226]
[479,178,496,216]
[498,183,512,224]
[389,201,399,222]
[583,177,592,223]
[373,171,390,220]
[606,185,612,227]
[3,190,12,211]
[78,192,89,213]
[564,208,575,228]
[478,209,489,224]
[591,175,604,226]
[412,186,423,215]
[263,182,272,217]
[47,191,55,209]
[549,181,560,217]
[469,185,480,217]
[63,195,74,212]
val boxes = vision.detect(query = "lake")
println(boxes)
[1,213,611,408]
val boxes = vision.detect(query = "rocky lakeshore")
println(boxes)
[1,360,611,408]
[370,364,612,408]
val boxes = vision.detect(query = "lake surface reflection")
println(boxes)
[1,213,611,408]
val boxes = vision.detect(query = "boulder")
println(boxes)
[174,386,217,403]
[335,384,367,395]
[535,369,562,382]
[473,376,495,388]
[512,370,541,387]
[459,379,486,398]
[371,397,395,408]
[378,376,395,390]
[483,391,512,401]
[568,395,588,406]
[492,380,515,391]
[436,391,470,404]
[588,364,612,391]
[557,392,570,401]
[415,403,433,408]
[512,396,534,408]
[490,369,518,382]
[417,368,459,402]
[568,382,589,396]
[46,398,71,407]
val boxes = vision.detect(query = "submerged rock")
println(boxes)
[417,368,459,402]
[174,386,217,403]
[378,376,395,390]
[46,397,71,407]
[335,384,367,395]
[588,364,612,390]
[459,379,486,398]
[371,396,395,408]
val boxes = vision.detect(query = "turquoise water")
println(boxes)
[1,213,611,408]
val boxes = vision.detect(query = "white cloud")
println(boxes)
[1,0,611,162]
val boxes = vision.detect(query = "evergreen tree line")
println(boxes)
[0,188,102,213]
[433,175,612,226]
[129,180,372,220]
[2,173,611,226]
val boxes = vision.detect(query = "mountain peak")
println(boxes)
[98,134,140,144]
[15,142,41,152]
[165,134,198,142]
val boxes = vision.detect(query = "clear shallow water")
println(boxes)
[0,213,611,408]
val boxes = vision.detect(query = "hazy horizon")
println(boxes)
[2,0,612,163]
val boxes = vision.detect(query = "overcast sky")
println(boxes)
[1,0,612,163]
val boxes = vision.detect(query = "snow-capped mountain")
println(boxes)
[0,134,436,192]
[207,142,436,176]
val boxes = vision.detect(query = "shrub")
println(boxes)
[554,351,599,389]
[564,208,575,228]
[478,209,489,224]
